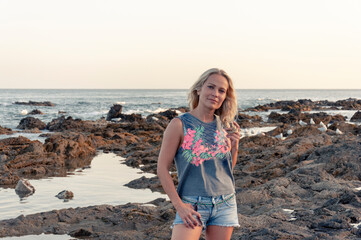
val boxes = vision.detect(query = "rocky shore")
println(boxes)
[1,99,361,239]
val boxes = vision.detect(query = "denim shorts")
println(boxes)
[172,193,240,230]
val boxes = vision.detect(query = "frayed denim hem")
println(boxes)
[206,223,240,228]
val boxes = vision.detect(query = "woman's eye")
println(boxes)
[219,89,225,93]
[208,85,214,89]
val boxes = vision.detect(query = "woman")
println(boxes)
[157,68,240,240]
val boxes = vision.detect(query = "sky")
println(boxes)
[0,0,360,89]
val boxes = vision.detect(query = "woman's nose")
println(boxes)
[212,89,219,97]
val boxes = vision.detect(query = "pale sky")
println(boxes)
[0,0,360,89]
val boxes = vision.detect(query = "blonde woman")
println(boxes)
[157,68,240,240]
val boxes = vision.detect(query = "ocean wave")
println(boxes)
[122,109,144,115]
[115,101,126,105]
[123,107,169,116]
[0,102,12,106]
[152,107,169,114]
[21,109,28,115]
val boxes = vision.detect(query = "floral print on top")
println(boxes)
[181,125,230,166]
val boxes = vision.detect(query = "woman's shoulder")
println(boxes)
[169,116,182,125]
[165,117,183,135]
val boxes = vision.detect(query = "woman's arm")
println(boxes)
[157,118,201,228]
[226,121,241,168]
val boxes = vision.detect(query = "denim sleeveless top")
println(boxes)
[174,112,235,197]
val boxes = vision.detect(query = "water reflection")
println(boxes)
[0,152,166,220]
[0,233,72,240]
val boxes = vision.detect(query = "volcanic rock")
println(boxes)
[328,122,361,135]
[335,98,361,110]
[0,133,96,186]
[55,190,74,200]
[3,106,361,239]
[28,109,44,115]
[268,111,345,125]
[245,98,361,112]
[14,101,55,107]
[46,116,106,133]
[236,113,264,128]
[0,203,176,239]
[117,113,144,122]
[106,104,123,121]
[15,179,35,197]
[0,125,13,135]
[351,111,361,122]
[44,133,96,164]
[17,117,46,130]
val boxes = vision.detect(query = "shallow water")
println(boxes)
[0,132,48,143]
[0,234,72,240]
[0,152,167,221]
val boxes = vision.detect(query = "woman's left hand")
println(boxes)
[225,121,241,154]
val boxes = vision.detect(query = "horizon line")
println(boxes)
[1,88,361,91]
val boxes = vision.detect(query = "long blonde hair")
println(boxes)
[188,68,238,123]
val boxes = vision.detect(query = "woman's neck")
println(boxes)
[190,107,215,123]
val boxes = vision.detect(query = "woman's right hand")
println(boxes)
[175,202,202,229]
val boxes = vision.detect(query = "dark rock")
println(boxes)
[266,124,291,137]
[106,104,123,121]
[44,133,96,162]
[146,109,179,128]
[0,133,96,186]
[28,109,44,115]
[117,113,144,122]
[15,179,35,197]
[335,98,361,110]
[55,190,74,200]
[245,98,361,112]
[236,113,264,128]
[124,176,165,193]
[237,113,263,122]
[46,116,106,132]
[46,116,82,131]
[318,218,350,230]
[158,109,178,120]
[328,122,360,135]
[171,106,189,113]
[0,203,175,239]
[351,111,361,122]
[14,101,55,107]
[290,125,323,138]
[0,125,13,135]
[268,111,344,125]
[69,228,92,237]
[17,117,46,130]
[147,198,168,207]
[356,228,361,237]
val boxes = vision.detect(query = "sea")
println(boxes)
[1,89,361,130]
[0,89,361,239]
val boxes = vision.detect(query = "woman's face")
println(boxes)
[197,74,229,110]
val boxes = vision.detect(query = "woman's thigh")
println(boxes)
[171,224,203,240]
[205,226,233,240]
